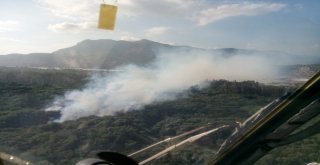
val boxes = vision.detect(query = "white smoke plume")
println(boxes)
[46,50,277,122]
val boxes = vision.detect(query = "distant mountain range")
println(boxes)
[0,39,169,69]
[0,39,319,69]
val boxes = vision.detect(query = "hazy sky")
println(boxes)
[0,0,319,55]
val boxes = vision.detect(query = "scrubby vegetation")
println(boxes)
[0,67,318,165]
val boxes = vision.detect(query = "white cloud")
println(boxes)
[36,0,99,21]
[120,35,140,41]
[37,0,286,32]
[118,31,140,41]
[48,22,96,33]
[35,0,196,19]
[145,26,171,37]
[195,3,286,26]
[0,20,20,32]
[118,1,286,26]
[36,0,119,32]
[158,40,176,45]
[119,0,202,17]
[0,37,24,43]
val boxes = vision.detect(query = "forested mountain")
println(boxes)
[0,40,180,69]
[1,39,319,70]
[52,39,174,69]
[0,67,319,165]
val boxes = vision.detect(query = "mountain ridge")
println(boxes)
[0,39,319,69]
[0,39,176,69]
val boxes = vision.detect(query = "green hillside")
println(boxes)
[0,67,318,165]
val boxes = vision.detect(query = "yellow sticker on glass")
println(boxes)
[98,4,118,30]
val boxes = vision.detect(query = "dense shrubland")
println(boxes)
[0,67,318,165]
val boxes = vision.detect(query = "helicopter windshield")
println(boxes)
[0,0,320,165]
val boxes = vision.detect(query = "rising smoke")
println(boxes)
[46,50,278,122]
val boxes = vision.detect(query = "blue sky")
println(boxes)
[0,0,319,55]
